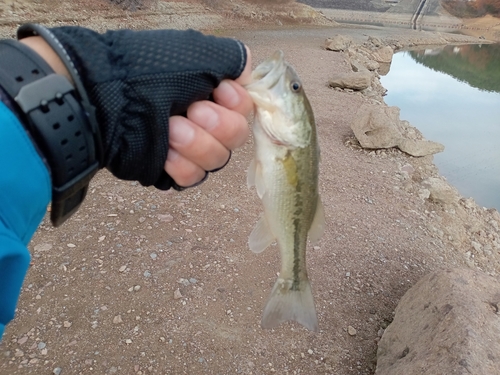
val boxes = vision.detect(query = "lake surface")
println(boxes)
[380,44,500,210]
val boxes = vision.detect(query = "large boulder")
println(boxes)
[351,104,444,157]
[376,268,500,375]
[328,72,372,90]
[324,35,352,51]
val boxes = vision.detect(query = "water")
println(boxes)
[380,44,500,210]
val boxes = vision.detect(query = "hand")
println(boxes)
[19,26,252,190]
[166,47,253,187]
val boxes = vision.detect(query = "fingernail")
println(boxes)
[196,104,219,131]
[169,119,194,145]
[217,80,240,108]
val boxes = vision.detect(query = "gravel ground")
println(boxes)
[1,1,499,375]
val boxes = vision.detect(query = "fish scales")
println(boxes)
[245,50,325,332]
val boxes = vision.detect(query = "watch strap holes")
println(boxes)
[53,122,60,130]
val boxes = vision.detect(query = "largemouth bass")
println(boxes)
[245,51,325,332]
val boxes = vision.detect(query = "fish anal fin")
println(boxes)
[308,197,325,244]
[249,215,275,253]
[261,278,318,332]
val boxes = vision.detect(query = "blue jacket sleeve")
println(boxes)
[0,101,51,340]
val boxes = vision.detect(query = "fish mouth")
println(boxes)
[247,50,286,90]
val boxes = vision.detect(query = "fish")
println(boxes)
[245,50,325,332]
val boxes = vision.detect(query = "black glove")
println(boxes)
[19,25,247,190]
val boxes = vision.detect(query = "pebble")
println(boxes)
[34,243,52,252]
[53,368,62,375]
[189,278,197,284]
[157,214,174,222]
[177,278,190,286]
[138,217,146,223]
[144,271,151,278]
[17,336,28,345]
[118,265,127,272]
[125,339,132,344]
[67,243,76,248]
[174,289,183,299]
[348,325,357,336]
[307,349,313,355]
[150,253,157,260]
[63,321,72,328]
[38,342,46,350]
[134,285,141,291]
[113,315,123,324]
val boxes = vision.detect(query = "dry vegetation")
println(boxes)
[443,0,500,17]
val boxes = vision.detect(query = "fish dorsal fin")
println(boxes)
[308,197,325,244]
[248,215,275,253]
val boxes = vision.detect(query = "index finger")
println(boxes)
[235,45,252,86]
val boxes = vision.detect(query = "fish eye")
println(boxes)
[291,81,301,92]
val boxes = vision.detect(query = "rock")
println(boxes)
[53,368,62,375]
[17,336,28,345]
[34,243,53,252]
[376,268,500,375]
[324,35,352,51]
[368,36,383,47]
[351,105,444,157]
[351,105,402,149]
[329,71,372,90]
[174,289,183,299]
[421,177,460,205]
[397,138,445,157]
[348,326,357,336]
[371,46,394,64]
[113,315,123,324]
[157,214,174,222]
[350,59,369,73]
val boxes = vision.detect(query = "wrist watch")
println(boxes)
[0,24,102,226]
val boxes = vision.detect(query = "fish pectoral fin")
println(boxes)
[308,197,326,244]
[261,279,319,332]
[248,215,275,253]
[247,159,266,198]
[247,159,256,188]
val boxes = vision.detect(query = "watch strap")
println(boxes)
[0,39,99,226]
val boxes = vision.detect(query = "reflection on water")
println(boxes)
[411,44,500,93]
[380,44,500,210]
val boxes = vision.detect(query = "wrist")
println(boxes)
[19,36,73,84]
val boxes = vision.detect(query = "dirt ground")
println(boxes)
[1,1,499,375]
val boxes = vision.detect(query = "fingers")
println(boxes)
[165,44,254,188]
[212,46,253,117]
[187,101,249,150]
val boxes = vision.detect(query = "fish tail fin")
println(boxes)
[261,278,318,332]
